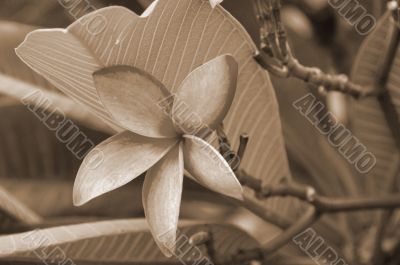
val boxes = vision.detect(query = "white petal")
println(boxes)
[182,135,243,200]
[74,131,177,206]
[93,66,177,138]
[210,0,223,8]
[141,0,159,17]
[172,55,238,134]
[143,143,184,257]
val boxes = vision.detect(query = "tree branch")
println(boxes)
[263,207,319,253]
[235,193,292,229]
[231,169,400,264]
[231,207,319,264]
[238,170,400,212]
[252,0,380,98]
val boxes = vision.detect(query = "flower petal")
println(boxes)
[73,131,177,206]
[209,0,223,8]
[172,55,238,134]
[141,0,159,17]
[142,143,184,257]
[93,66,177,138]
[182,135,243,200]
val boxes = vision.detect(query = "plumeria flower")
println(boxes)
[74,54,243,256]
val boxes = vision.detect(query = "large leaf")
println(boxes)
[0,185,41,234]
[350,11,400,196]
[16,0,290,191]
[0,219,260,264]
[0,105,107,180]
[0,21,112,132]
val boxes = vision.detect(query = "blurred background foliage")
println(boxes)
[0,0,399,264]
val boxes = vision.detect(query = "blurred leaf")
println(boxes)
[350,11,400,196]
[135,0,154,9]
[0,0,72,28]
[0,176,237,223]
[0,105,107,180]
[0,185,41,234]
[269,23,364,252]
[332,0,387,73]
[0,103,107,228]
[265,252,319,265]
[0,219,260,264]
[0,178,142,219]
[384,210,400,254]
[101,0,145,14]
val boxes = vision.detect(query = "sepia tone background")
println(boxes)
[0,0,399,265]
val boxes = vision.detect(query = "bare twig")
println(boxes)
[263,207,319,253]
[229,193,292,229]
[232,207,319,264]
[238,171,400,212]
[252,0,379,98]
[236,134,249,164]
